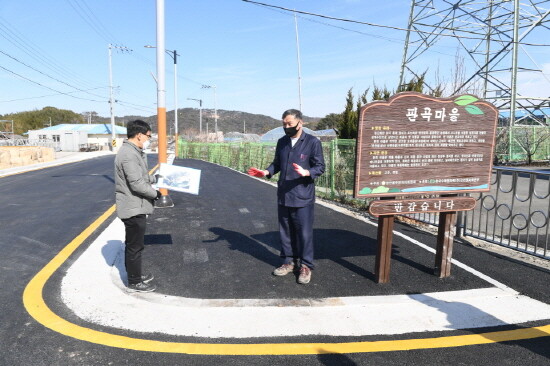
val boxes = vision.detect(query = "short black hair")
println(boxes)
[282,109,303,121]
[126,120,151,139]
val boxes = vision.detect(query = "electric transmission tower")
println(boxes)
[399,0,550,127]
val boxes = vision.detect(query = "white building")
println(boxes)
[27,124,127,151]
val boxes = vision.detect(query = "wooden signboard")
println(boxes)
[354,92,498,198]
[369,196,476,216]
[353,92,498,284]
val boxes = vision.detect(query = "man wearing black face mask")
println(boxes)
[248,109,325,284]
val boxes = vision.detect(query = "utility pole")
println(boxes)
[172,49,178,157]
[294,11,303,112]
[108,44,132,151]
[187,98,203,134]
[144,46,179,156]
[202,84,217,136]
[108,44,116,151]
[155,0,173,208]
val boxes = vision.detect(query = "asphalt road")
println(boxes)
[1,155,549,365]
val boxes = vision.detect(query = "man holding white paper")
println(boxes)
[115,120,161,293]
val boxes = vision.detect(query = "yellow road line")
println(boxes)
[22,193,550,355]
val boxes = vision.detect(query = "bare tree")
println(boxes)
[513,127,550,165]
[494,127,510,164]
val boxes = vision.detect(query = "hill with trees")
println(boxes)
[1,107,320,136]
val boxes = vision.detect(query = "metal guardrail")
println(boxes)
[409,167,550,260]
[463,167,550,259]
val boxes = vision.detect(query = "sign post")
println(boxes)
[354,92,498,283]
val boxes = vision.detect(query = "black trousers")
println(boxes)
[278,204,315,269]
[121,214,146,285]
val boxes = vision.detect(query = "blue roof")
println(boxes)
[39,124,127,134]
[498,108,550,118]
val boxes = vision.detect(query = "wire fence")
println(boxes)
[495,126,550,163]
[178,136,550,260]
[178,139,360,201]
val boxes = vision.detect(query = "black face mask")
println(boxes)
[284,125,299,137]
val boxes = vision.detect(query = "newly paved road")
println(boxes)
[1,154,549,365]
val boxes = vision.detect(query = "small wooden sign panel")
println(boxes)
[369,196,476,216]
[354,92,498,198]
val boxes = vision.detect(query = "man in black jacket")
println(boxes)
[248,109,325,284]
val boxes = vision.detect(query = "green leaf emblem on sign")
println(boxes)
[454,95,478,106]
[359,187,372,194]
[465,105,484,115]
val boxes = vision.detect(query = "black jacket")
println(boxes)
[266,132,325,207]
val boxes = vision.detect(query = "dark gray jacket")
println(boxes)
[114,140,158,219]
[266,132,325,207]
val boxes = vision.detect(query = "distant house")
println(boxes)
[27,124,127,151]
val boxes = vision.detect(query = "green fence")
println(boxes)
[177,129,549,201]
[178,139,358,200]
[495,126,550,163]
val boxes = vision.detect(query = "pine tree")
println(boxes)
[338,88,357,139]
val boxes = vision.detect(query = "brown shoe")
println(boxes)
[273,263,295,276]
[298,265,311,284]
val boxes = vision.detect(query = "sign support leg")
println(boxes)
[375,215,394,283]
[435,211,457,278]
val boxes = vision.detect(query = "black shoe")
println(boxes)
[127,281,157,293]
[141,273,154,284]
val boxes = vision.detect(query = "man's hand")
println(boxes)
[248,167,266,178]
[293,163,310,177]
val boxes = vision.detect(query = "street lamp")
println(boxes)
[187,98,203,134]
[201,84,217,136]
[145,45,179,156]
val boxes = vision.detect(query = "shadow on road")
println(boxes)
[317,352,358,365]
[50,174,115,183]
[204,226,435,282]
[101,239,126,284]
[412,293,550,359]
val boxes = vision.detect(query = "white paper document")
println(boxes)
[156,163,201,195]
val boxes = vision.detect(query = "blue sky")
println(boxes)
[1,1,549,121]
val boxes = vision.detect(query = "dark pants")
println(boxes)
[121,214,146,285]
[278,204,315,269]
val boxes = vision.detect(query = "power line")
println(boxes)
[0,87,108,103]
[131,51,205,86]
[0,16,100,90]
[256,3,460,58]
[80,0,123,44]
[242,0,550,46]
[66,0,120,45]
[0,50,108,99]
[117,100,157,115]
[0,64,106,103]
